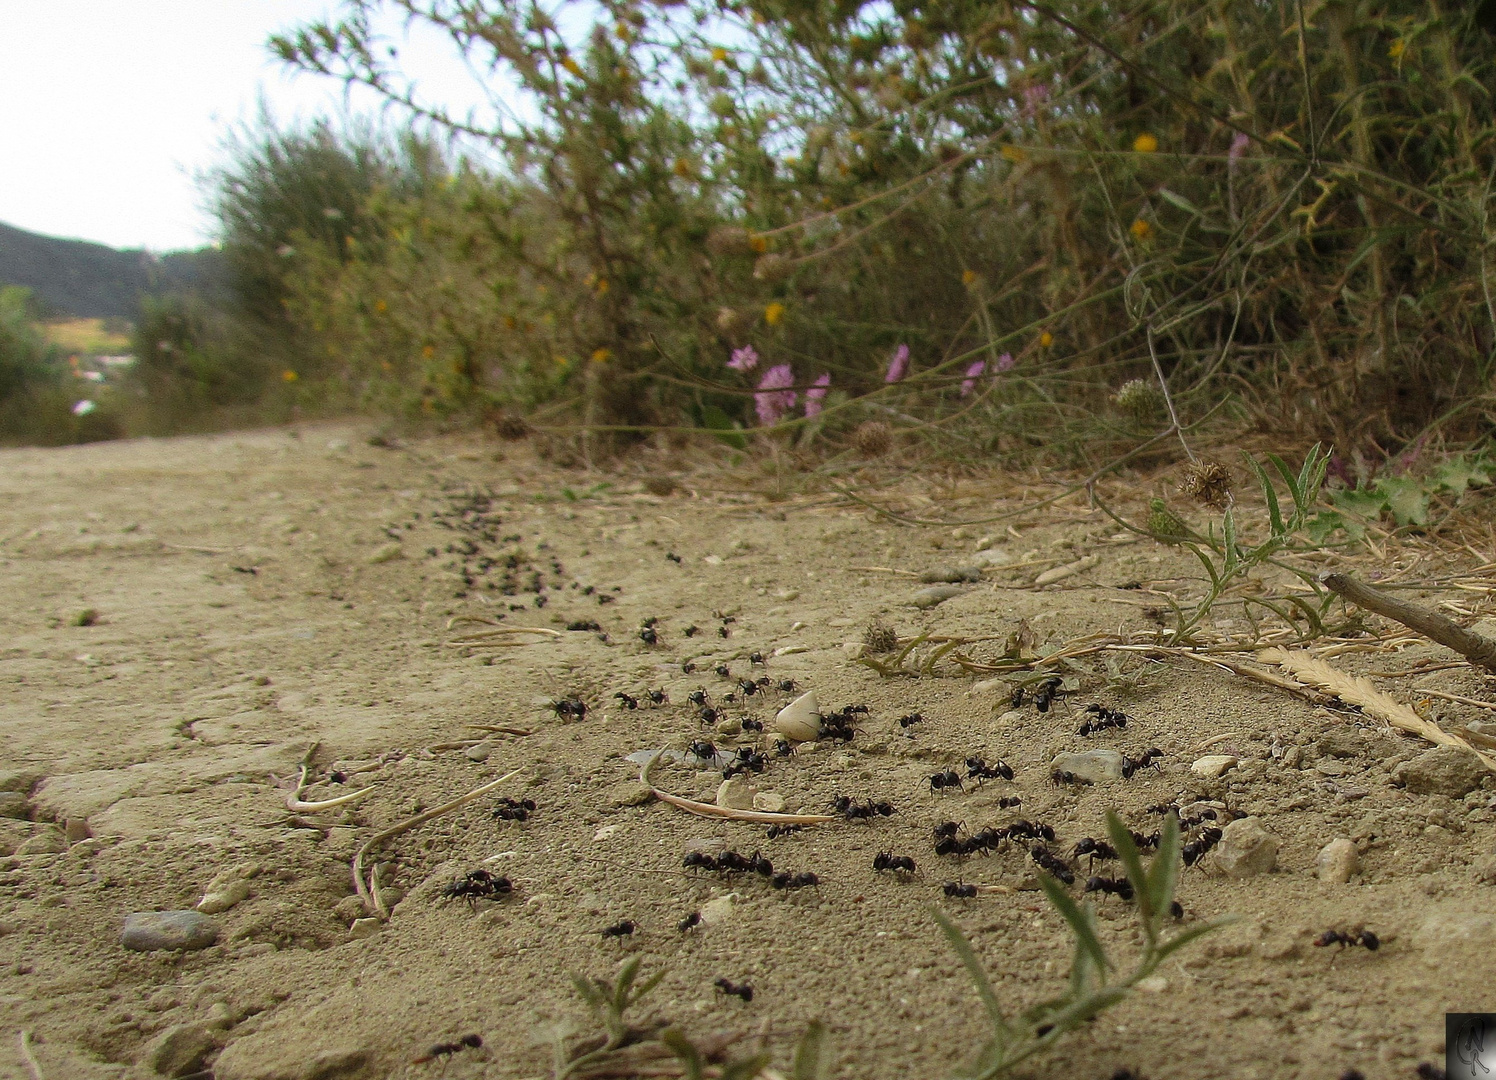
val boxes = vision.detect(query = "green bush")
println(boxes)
[254,1,1496,462]
[0,286,124,445]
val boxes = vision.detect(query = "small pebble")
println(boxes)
[911,584,965,609]
[139,1020,218,1077]
[1050,749,1125,782]
[606,781,654,808]
[1213,818,1279,878]
[716,777,756,811]
[699,894,739,926]
[752,791,786,813]
[464,740,494,762]
[15,826,66,856]
[1395,746,1485,797]
[715,718,742,737]
[197,879,250,915]
[1191,754,1239,780]
[918,566,981,584]
[1315,838,1359,884]
[121,911,219,952]
[348,918,382,940]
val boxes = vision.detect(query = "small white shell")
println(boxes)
[775,690,821,742]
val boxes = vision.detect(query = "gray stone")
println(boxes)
[348,918,381,940]
[1050,749,1125,782]
[121,911,219,951]
[911,584,966,608]
[0,792,28,819]
[1315,837,1359,883]
[1190,755,1238,780]
[463,740,493,762]
[752,791,786,813]
[918,566,982,584]
[15,825,65,856]
[139,1020,218,1077]
[1396,746,1486,797]
[1212,817,1279,878]
[715,777,755,810]
[198,878,250,914]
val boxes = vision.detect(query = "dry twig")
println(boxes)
[638,749,834,825]
[1322,572,1496,674]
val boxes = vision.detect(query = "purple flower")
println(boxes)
[1229,132,1250,163]
[728,345,759,372]
[885,344,910,384]
[804,373,831,417]
[995,352,1015,373]
[755,364,797,425]
[960,360,986,396]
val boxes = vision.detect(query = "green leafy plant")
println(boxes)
[1330,454,1494,529]
[935,810,1230,1079]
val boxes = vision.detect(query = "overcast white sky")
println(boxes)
[0,2,495,251]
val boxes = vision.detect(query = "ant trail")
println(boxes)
[353,767,524,919]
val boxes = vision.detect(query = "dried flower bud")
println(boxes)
[1114,378,1163,421]
[863,620,899,653]
[1178,460,1233,508]
[852,420,893,457]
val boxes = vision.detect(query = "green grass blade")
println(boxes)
[1037,873,1110,977]
[721,1055,772,1080]
[1143,811,1181,918]
[932,907,1015,1047]
[1244,453,1285,536]
[612,955,642,1014]
[661,1028,705,1080]
[629,967,667,1006]
[791,1020,831,1080]
[1104,811,1152,921]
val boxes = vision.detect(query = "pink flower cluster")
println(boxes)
[755,364,797,424]
[885,344,910,383]
[959,353,1012,395]
[728,345,759,372]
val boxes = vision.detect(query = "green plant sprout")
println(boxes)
[553,812,1227,1080]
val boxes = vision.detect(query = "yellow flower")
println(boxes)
[591,348,612,364]
[764,302,785,326]
[374,299,388,313]
[594,278,609,295]
[1039,331,1054,347]
[422,345,435,359]
[561,56,582,76]
[1000,145,1026,163]
[1389,38,1406,59]
[1130,218,1152,240]
[281,369,298,382]
[961,269,978,286]
[711,47,728,62]
[749,235,768,253]
[1133,133,1159,153]
[614,22,630,40]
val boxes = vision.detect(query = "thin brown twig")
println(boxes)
[638,749,834,825]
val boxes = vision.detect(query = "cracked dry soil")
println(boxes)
[0,424,1487,1080]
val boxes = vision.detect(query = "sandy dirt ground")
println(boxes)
[0,423,1490,1080]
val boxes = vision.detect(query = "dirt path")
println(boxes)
[0,424,1484,1079]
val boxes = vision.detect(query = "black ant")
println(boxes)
[771,872,818,889]
[1076,704,1128,736]
[688,689,710,706]
[1128,830,1161,850]
[873,852,917,875]
[998,796,1022,809]
[327,771,347,784]
[1084,875,1134,901]
[715,664,731,678]
[441,870,513,906]
[741,718,764,732]
[1002,820,1057,842]
[683,851,718,872]
[966,756,1014,783]
[749,652,766,665]
[682,661,697,674]
[1181,827,1223,867]
[412,1033,482,1064]
[1072,837,1117,866]
[600,920,637,937]
[718,625,730,638]
[648,688,668,705]
[942,881,979,898]
[687,739,718,762]
[1032,676,1063,712]
[773,739,793,756]
[697,706,721,726]
[1030,845,1075,884]
[666,552,683,563]
[567,620,602,632]
[615,692,639,710]
[1416,1064,1447,1080]
[1010,685,1025,708]
[678,911,701,931]
[933,821,962,840]
[1050,769,1091,787]
[492,797,537,822]
[766,823,802,838]
[831,796,895,820]
[1314,929,1379,951]
[552,698,588,721]
[684,625,699,637]
[1120,748,1165,778]
[777,679,798,692]
[738,679,760,697]
[715,978,753,1002]
[928,770,963,793]
[898,713,925,729]
[722,748,766,778]
[639,626,659,645]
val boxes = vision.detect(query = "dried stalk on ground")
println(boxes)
[638,749,834,825]
[1322,572,1496,674]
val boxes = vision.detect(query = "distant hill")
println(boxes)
[0,220,225,320]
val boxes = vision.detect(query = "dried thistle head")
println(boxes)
[852,420,893,457]
[1178,460,1233,507]
[863,619,899,653]
[489,411,530,441]
[1113,378,1163,422]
